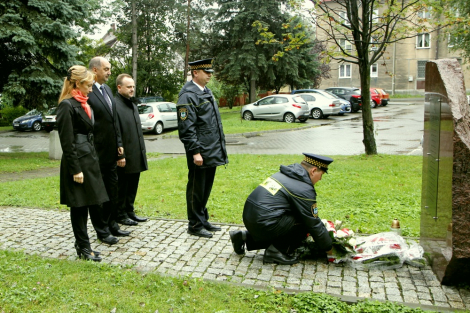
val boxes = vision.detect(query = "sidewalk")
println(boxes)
[1,206,468,311]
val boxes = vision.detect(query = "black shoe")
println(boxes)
[111,229,132,237]
[187,228,213,238]
[74,242,100,257]
[76,247,102,262]
[128,213,148,223]
[263,245,299,265]
[99,235,119,245]
[204,223,221,232]
[118,218,138,226]
[229,230,246,255]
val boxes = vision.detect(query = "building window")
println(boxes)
[371,64,378,77]
[339,12,350,26]
[340,39,352,51]
[416,33,430,49]
[339,64,352,78]
[372,9,379,23]
[417,60,427,79]
[417,9,431,19]
[448,34,459,47]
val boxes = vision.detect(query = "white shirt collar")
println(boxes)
[192,80,205,91]
[94,82,103,89]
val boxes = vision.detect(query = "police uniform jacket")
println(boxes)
[177,81,228,168]
[87,84,123,167]
[57,98,109,208]
[114,93,148,174]
[243,163,332,251]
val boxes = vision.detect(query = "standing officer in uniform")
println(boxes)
[229,153,333,265]
[87,57,131,244]
[177,58,228,238]
[114,73,149,225]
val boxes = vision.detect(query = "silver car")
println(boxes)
[298,93,342,119]
[138,102,178,134]
[241,95,309,123]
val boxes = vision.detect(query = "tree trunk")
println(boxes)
[359,60,377,155]
[131,0,138,86]
[250,77,256,103]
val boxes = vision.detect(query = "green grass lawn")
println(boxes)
[167,107,311,135]
[0,154,423,236]
[0,249,431,313]
[0,152,60,173]
[0,125,12,131]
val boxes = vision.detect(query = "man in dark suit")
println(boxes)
[114,73,148,225]
[87,57,131,244]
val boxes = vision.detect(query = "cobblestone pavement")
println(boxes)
[1,206,469,311]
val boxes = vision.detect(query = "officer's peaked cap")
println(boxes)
[302,153,333,173]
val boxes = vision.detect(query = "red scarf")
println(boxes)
[71,89,92,119]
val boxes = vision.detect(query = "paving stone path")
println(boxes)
[1,206,469,311]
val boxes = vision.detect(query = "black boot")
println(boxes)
[229,230,246,255]
[75,246,102,262]
[263,244,299,265]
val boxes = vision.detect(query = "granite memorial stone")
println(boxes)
[420,58,470,285]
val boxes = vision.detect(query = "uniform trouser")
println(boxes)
[71,205,106,250]
[186,165,216,231]
[97,163,121,235]
[117,169,140,220]
[245,221,309,255]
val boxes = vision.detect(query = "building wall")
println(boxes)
[315,6,470,94]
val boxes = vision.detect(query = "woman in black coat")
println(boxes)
[57,65,109,262]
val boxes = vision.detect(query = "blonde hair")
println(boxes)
[58,65,94,104]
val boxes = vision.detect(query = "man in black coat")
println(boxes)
[87,57,131,244]
[229,153,334,265]
[177,58,228,239]
[114,74,148,225]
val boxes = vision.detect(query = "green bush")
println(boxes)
[0,106,28,124]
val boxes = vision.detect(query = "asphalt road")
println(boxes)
[0,101,424,156]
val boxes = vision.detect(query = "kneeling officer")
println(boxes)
[229,153,333,265]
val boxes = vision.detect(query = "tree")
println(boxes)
[254,17,329,92]
[447,0,470,62]
[112,0,186,99]
[212,0,290,102]
[0,0,103,109]
[258,0,446,154]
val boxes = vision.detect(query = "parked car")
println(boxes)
[293,89,351,115]
[43,107,58,132]
[291,89,318,94]
[137,96,165,103]
[138,102,178,134]
[375,88,390,106]
[12,109,43,131]
[323,90,352,114]
[297,93,342,119]
[241,94,309,123]
[370,88,382,108]
[324,87,362,112]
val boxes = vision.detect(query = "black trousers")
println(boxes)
[98,163,121,235]
[117,169,140,220]
[71,205,106,250]
[245,222,309,255]
[186,165,216,231]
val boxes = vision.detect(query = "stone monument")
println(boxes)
[420,59,470,285]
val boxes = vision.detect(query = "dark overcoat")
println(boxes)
[57,98,109,208]
[114,93,148,174]
[176,81,228,169]
[87,84,123,167]
[243,163,332,251]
